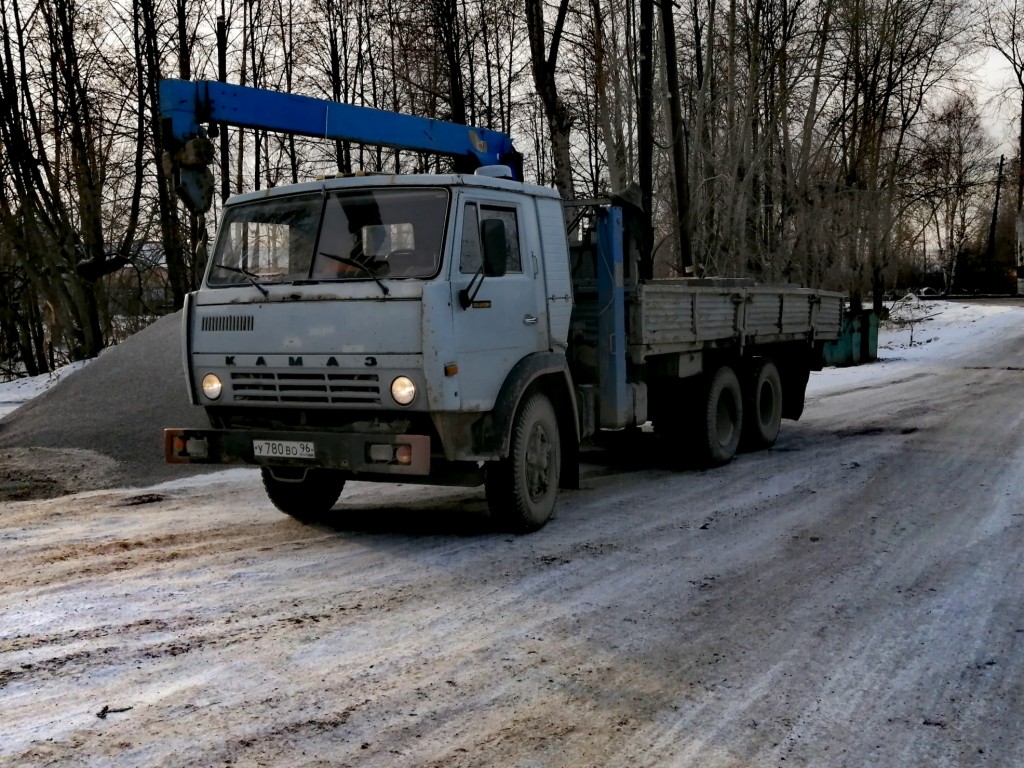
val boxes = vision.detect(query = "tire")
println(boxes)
[261,467,346,522]
[485,392,561,533]
[696,365,743,465]
[742,358,783,449]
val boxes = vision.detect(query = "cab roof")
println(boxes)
[225,172,561,208]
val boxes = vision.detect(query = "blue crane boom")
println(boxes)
[159,79,522,213]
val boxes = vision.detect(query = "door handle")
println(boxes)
[523,315,539,325]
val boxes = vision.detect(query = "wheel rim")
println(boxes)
[524,423,552,501]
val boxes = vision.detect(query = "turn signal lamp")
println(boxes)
[395,444,413,465]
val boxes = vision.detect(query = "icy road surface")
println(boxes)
[2,301,1023,767]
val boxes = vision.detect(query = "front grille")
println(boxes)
[230,371,381,404]
[202,315,255,332]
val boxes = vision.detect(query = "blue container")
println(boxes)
[863,311,878,360]
[823,311,878,366]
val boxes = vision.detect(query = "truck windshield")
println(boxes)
[208,187,449,287]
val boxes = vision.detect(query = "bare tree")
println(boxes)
[0,0,133,360]
[983,0,1024,284]
[526,0,576,202]
[587,0,632,193]
[915,93,996,292]
[822,0,974,306]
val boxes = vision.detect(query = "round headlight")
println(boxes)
[201,373,223,400]
[391,376,416,405]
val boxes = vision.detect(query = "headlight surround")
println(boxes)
[201,373,223,400]
[391,375,416,406]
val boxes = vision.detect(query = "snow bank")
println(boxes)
[809,299,1023,396]
[0,360,92,419]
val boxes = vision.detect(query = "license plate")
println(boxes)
[253,439,316,460]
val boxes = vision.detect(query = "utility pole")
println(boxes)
[217,11,229,205]
[659,0,693,276]
[987,154,1005,262]
[638,0,654,280]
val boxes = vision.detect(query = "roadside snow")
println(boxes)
[809,298,1021,396]
[876,296,1019,359]
[0,360,92,419]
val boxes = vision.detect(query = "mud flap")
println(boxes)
[780,364,810,420]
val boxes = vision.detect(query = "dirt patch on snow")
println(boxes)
[0,447,126,502]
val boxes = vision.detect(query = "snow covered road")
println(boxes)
[2,300,1023,767]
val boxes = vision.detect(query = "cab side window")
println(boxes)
[459,204,481,274]
[459,203,522,274]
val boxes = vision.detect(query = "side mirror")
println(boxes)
[480,219,508,277]
[459,219,508,309]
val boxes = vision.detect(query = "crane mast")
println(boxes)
[159,79,522,215]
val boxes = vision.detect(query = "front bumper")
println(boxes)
[164,428,431,475]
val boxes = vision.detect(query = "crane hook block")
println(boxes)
[176,165,215,215]
[179,136,215,167]
[164,136,215,215]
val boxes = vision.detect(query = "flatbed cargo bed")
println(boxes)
[628,279,844,362]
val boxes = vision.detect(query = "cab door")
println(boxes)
[449,194,547,411]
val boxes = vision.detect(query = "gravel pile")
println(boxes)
[0,312,216,500]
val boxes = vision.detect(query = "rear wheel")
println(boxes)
[697,365,743,465]
[261,467,346,522]
[485,392,561,533]
[742,358,783,449]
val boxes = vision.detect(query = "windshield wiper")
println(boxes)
[318,252,390,296]
[213,262,269,298]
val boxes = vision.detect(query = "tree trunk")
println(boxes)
[140,0,189,308]
[526,0,576,203]
[660,0,692,275]
[638,0,654,278]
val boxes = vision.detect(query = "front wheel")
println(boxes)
[261,467,347,522]
[485,392,561,533]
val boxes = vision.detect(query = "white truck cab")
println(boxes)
[171,172,580,531]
